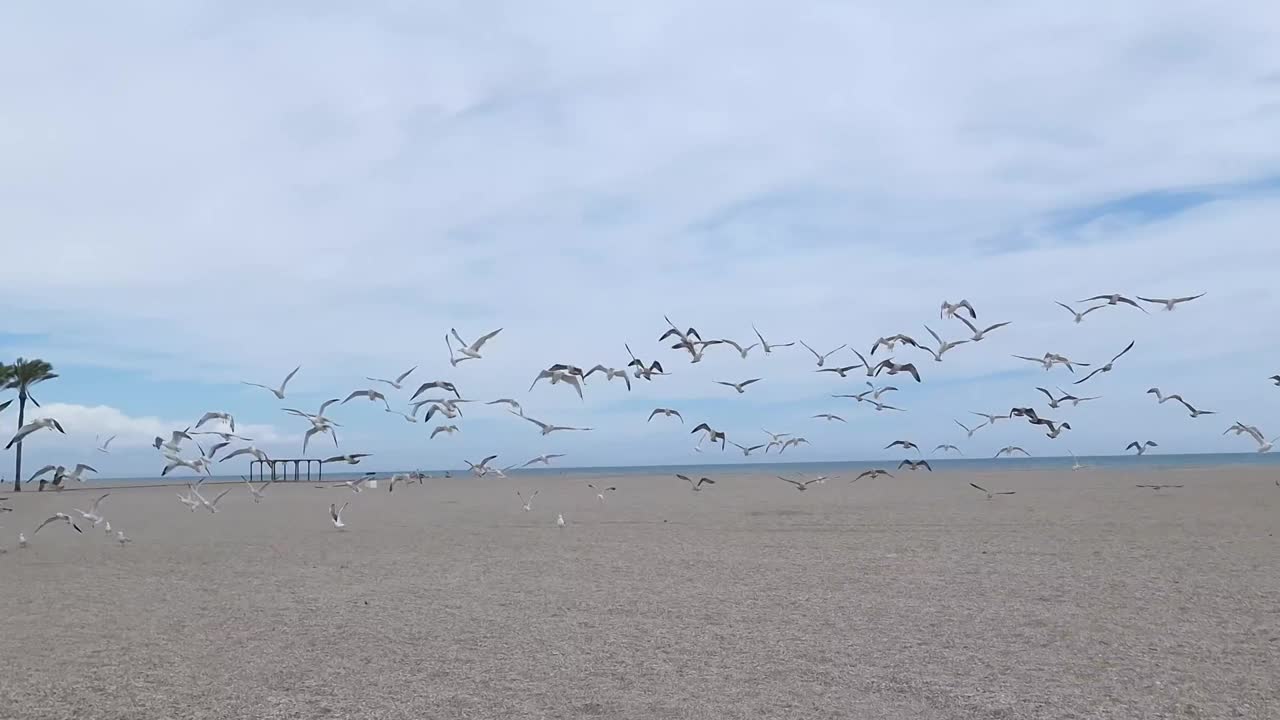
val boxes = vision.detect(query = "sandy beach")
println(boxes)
[1,467,1277,719]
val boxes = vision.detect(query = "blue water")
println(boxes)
[84,452,1280,485]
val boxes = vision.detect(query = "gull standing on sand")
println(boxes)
[1126,440,1158,455]
[115,530,132,545]
[448,327,503,366]
[1137,293,1205,311]
[676,474,715,491]
[18,532,27,548]
[799,341,848,367]
[956,316,1012,342]
[715,378,761,394]
[367,366,418,390]
[941,300,977,320]
[242,366,300,400]
[517,490,539,512]
[556,513,566,529]
[1074,340,1136,385]
[96,434,116,454]
[970,483,1015,499]
[1055,301,1107,324]
[6,417,66,449]
[330,502,348,530]
[995,446,1030,458]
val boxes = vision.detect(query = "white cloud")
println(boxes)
[1,3,1280,471]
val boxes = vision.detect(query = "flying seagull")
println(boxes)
[752,325,795,355]
[970,482,1015,499]
[898,460,932,471]
[729,441,766,456]
[244,476,271,503]
[95,434,117,454]
[817,365,863,378]
[367,366,418,390]
[522,454,566,467]
[220,446,270,463]
[922,325,969,361]
[195,412,236,432]
[430,425,460,439]
[799,340,848,367]
[777,475,821,491]
[486,398,523,416]
[323,453,370,465]
[811,413,846,423]
[520,414,592,436]
[870,334,920,356]
[934,444,963,455]
[715,378,762,394]
[242,366,300,400]
[995,446,1030,458]
[676,474,715,491]
[465,455,500,477]
[956,316,1012,342]
[330,502,348,529]
[709,338,760,359]
[648,408,683,423]
[855,469,893,480]
[1078,293,1148,313]
[940,300,977,320]
[970,411,1010,425]
[778,437,810,453]
[1073,340,1136,385]
[691,423,727,450]
[529,368,585,400]
[72,493,111,526]
[448,327,503,366]
[1136,293,1205,311]
[585,365,633,391]
[517,490,539,512]
[1173,397,1216,418]
[954,419,987,438]
[1125,440,1158,455]
[586,483,617,502]
[34,513,83,535]
[6,417,66,449]
[873,359,921,383]
[342,389,390,407]
[1055,301,1107,324]
[885,440,920,453]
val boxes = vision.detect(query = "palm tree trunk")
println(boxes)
[12,390,24,492]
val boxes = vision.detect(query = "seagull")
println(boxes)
[1173,397,1216,418]
[34,513,82,535]
[517,490,539,512]
[777,476,821,491]
[811,413,846,423]
[956,316,1012,342]
[1146,387,1184,404]
[520,414,592,436]
[417,401,469,423]
[301,418,339,455]
[752,325,795,355]
[710,338,760,359]
[323,453,371,465]
[411,380,462,401]
[153,429,194,455]
[1069,450,1087,471]
[873,359,922,383]
[855,469,893,480]
[1136,293,1206,311]
[1035,387,1070,409]
[585,365,633,391]
[648,408,683,423]
[339,475,375,493]
[430,424,460,439]
[715,378,762,394]
[522,454,566,467]
[898,460,932,471]
[587,483,617,503]
[799,340,848,367]
[5,417,66,449]
[367,366,418,390]
[1052,388,1100,407]
[449,327,503,365]
[870,334,921,356]
[556,513,566,528]
[778,437,810,453]
[816,365,863,378]
[529,368,585,400]
[934,444,963,455]
[195,412,236,432]
[940,300,977,320]
[95,434,117,454]
[194,486,233,513]
[1073,340,1135,385]
[342,389,390,408]
[242,366,300,400]
[486,398,524,416]
[1238,425,1275,453]
[176,491,201,512]
[995,446,1030,458]
[729,441,766,456]
[954,419,987,438]
[676,474,715,491]
[922,325,969,361]
[848,349,879,377]
[1054,301,1108,324]
[220,446,270,463]
[115,530,132,546]
[969,482,1015,499]
[691,423,727,450]
[162,457,212,477]
[1041,420,1072,439]
[1079,293,1148,312]
[1269,375,1280,386]
[330,502,348,529]
[1136,484,1184,492]
[244,476,270,502]
[885,440,920,453]
[18,532,27,548]
[466,455,500,477]
[72,493,111,526]
[970,411,1010,425]
[1125,440,1158,455]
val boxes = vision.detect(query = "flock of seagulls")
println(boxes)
[5,288,1279,551]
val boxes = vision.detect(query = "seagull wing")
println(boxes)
[279,366,301,393]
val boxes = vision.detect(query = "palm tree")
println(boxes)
[3,358,58,492]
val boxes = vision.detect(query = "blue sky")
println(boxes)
[3,2,1280,478]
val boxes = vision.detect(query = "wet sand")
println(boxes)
[1,467,1277,719]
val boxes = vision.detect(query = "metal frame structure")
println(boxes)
[248,459,323,484]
